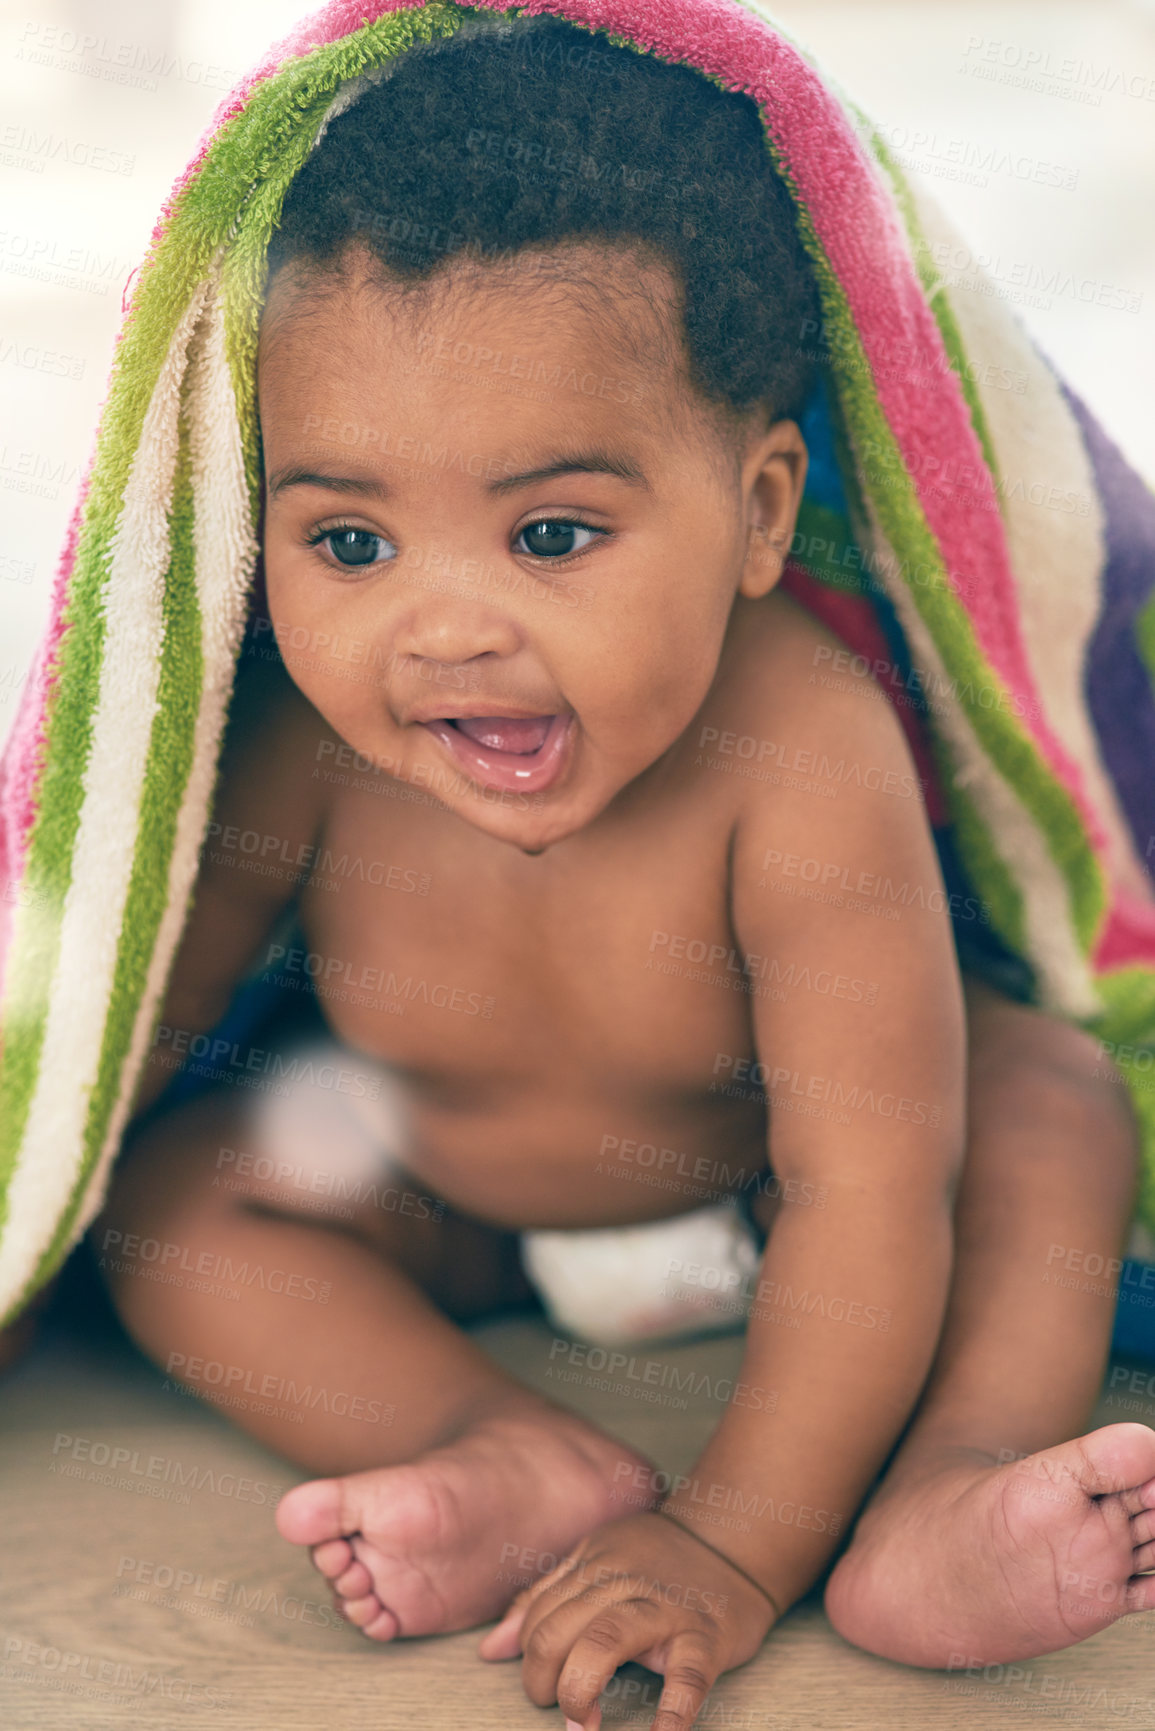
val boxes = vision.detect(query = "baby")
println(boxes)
[95,20,1155,1730]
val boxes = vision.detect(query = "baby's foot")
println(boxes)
[275,1403,658,1639]
[824,1423,1155,1667]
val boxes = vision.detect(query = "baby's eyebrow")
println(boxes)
[486,450,651,494]
[266,448,651,502]
[267,467,391,503]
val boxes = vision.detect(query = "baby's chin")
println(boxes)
[452,793,602,856]
[441,766,633,856]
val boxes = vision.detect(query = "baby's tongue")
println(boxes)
[452,715,552,754]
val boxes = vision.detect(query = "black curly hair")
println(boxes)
[264,16,821,428]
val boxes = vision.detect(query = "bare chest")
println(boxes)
[294,768,766,1223]
[303,774,756,1094]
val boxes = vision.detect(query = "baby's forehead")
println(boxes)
[261,239,680,361]
[256,244,716,449]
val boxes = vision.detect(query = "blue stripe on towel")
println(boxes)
[1110,1260,1155,1362]
[799,380,848,517]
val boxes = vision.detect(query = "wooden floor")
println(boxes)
[2,1264,1154,1731]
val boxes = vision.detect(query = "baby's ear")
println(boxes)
[736,419,807,599]
[738,522,791,599]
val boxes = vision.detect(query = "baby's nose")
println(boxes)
[392,595,522,667]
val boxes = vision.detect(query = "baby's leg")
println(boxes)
[95,1036,657,1638]
[825,974,1155,1665]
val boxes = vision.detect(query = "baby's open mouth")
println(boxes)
[448,715,552,755]
[419,711,572,794]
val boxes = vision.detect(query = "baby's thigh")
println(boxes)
[961,971,1139,1196]
[95,1018,530,1321]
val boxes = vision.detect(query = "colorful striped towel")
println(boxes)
[2,0,1155,1329]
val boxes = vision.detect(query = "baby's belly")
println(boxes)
[386,1086,771,1230]
[300,980,771,1229]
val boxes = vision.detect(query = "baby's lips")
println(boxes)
[422,710,573,795]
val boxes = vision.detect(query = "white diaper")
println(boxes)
[520,1199,764,1347]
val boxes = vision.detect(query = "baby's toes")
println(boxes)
[1130,1508,1155,1546]
[342,1592,399,1640]
[312,1537,354,1580]
[1120,1469,1155,1521]
[1129,1507,1155,1573]
[361,1605,400,1640]
[333,1558,375,1600]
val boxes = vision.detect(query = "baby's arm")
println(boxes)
[490,613,967,1727]
[129,657,331,1119]
[664,635,966,1608]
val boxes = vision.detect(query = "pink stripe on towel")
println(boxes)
[1094,896,1155,973]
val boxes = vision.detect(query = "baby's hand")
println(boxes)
[477,1510,778,1731]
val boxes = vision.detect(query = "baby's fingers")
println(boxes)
[477,1597,530,1662]
[552,1604,693,1731]
[646,1634,721,1731]
[479,1552,584,1662]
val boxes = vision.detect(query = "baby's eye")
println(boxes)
[516,519,600,560]
[312,527,396,568]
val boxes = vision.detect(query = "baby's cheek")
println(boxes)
[647,621,727,722]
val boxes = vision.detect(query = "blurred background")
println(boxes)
[2,0,1154,750]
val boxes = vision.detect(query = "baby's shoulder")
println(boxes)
[708,586,910,776]
[694,586,931,884]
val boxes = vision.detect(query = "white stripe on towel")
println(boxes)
[73,265,260,1248]
[0,281,212,1312]
[906,179,1152,907]
[859,506,1102,1020]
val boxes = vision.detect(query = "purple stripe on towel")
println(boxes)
[1066,383,1155,879]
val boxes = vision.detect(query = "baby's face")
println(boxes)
[258,242,805,852]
